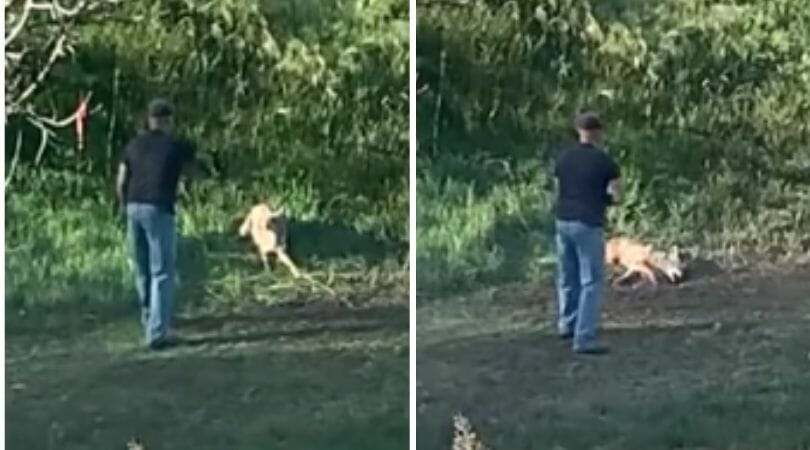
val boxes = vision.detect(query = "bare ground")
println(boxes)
[417,264,810,450]
[6,300,409,450]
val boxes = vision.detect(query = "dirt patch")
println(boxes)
[490,263,810,325]
[416,265,810,450]
[603,264,810,322]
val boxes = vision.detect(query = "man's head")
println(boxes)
[574,111,602,144]
[147,98,174,131]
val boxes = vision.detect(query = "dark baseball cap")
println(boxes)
[148,98,174,118]
[574,111,602,130]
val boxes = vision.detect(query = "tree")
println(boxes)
[5,0,120,177]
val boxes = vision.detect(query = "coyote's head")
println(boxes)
[652,245,686,283]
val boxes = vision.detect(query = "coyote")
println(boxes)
[605,237,684,287]
[238,203,301,278]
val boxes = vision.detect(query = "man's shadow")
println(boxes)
[176,302,407,347]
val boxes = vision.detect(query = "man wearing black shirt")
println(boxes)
[116,99,196,350]
[552,112,622,354]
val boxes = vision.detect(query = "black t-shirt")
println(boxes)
[122,130,195,214]
[553,142,620,227]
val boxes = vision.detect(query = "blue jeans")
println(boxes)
[126,203,177,345]
[555,220,605,349]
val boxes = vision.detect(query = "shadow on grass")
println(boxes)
[181,217,403,288]
[5,273,135,337]
[287,218,404,266]
[5,233,222,338]
[486,212,555,280]
[8,296,407,357]
[177,302,407,347]
[417,316,810,450]
[416,208,557,298]
[178,301,406,330]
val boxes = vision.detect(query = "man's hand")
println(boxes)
[115,163,128,205]
[607,178,623,204]
[115,162,129,229]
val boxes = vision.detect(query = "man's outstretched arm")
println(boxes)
[607,177,623,204]
[116,162,129,207]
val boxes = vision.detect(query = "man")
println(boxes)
[116,99,196,350]
[552,111,622,355]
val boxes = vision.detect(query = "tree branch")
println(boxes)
[5,0,119,131]
[28,0,88,17]
[10,33,69,111]
[5,0,34,45]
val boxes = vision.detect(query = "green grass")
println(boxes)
[415,0,810,292]
[6,0,409,445]
[416,158,556,292]
[6,172,407,328]
[415,153,810,294]
[5,172,409,449]
[416,268,810,450]
[414,0,810,446]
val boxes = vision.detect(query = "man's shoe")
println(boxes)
[147,332,182,351]
[165,329,181,343]
[573,344,610,355]
[558,331,574,340]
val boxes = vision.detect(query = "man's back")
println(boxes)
[553,143,619,227]
[123,130,194,213]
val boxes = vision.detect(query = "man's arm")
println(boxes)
[548,148,561,193]
[607,177,622,204]
[177,140,203,199]
[116,162,129,208]
[182,158,205,179]
[181,140,205,179]
[605,157,622,204]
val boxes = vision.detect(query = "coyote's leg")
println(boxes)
[613,267,637,287]
[238,215,252,237]
[260,251,271,271]
[637,264,658,287]
[275,249,302,278]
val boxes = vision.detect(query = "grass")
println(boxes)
[5,172,409,449]
[6,172,407,328]
[414,140,810,449]
[416,267,810,450]
[415,0,810,446]
[416,157,556,292]
[415,0,810,292]
[416,151,810,294]
[7,302,408,450]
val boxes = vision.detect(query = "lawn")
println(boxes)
[416,266,810,450]
[5,189,409,450]
[7,299,408,450]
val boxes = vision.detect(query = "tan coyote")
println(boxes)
[238,203,301,278]
[605,237,684,287]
